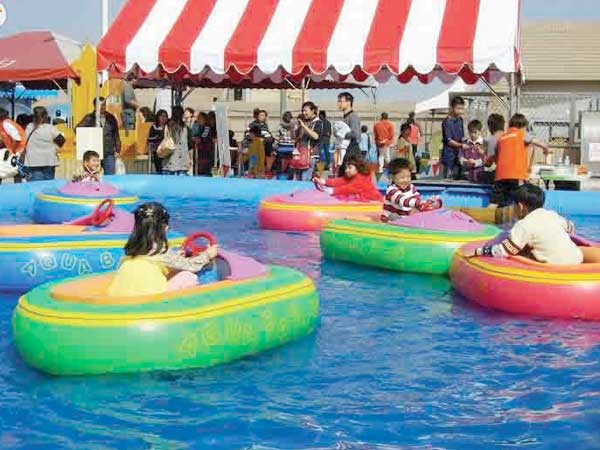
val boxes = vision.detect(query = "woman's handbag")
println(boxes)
[156,126,175,158]
[290,146,311,170]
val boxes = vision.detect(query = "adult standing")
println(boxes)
[373,112,395,173]
[193,112,214,176]
[294,101,322,181]
[318,111,332,170]
[0,108,26,184]
[121,78,138,131]
[245,110,274,176]
[162,106,192,176]
[406,111,422,173]
[76,98,121,175]
[336,92,361,176]
[183,108,195,129]
[24,106,66,181]
[147,109,168,174]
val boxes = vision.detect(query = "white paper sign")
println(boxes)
[589,143,600,162]
[76,127,104,160]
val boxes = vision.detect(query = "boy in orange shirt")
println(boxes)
[491,113,548,207]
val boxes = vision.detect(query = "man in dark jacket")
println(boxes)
[76,97,121,175]
[318,110,332,169]
[337,92,362,175]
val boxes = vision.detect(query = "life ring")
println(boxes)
[182,232,217,257]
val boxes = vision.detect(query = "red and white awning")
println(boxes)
[98,0,521,85]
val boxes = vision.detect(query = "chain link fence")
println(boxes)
[460,92,600,164]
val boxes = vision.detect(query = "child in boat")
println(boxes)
[73,150,103,182]
[381,158,441,222]
[108,202,218,296]
[459,119,485,183]
[312,156,381,202]
[470,184,583,265]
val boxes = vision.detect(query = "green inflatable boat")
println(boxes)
[320,210,500,275]
[13,251,319,376]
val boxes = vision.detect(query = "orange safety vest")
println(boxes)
[0,119,26,154]
[495,127,529,182]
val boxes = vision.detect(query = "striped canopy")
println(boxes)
[97,0,522,85]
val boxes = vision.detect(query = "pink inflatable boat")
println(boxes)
[258,190,382,232]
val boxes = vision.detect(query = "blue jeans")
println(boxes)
[319,143,331,167]
[28,166,56,181]
[103,153,116,175]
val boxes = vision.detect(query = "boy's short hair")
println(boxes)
[400,123,411,134]
[515,184,545,211]
[509,113,529,129]
[338,92,354,106]
[83,150,100,162]
[361,125,368,133]
[450,96,465,108]
[388,158,412,175]
[468,119,483,133]
[487,113,505,134]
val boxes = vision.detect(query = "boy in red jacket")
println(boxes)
[313,157,381,202]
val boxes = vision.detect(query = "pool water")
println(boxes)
[1,199,600,449]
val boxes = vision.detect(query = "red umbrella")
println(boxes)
[0,31,81,88]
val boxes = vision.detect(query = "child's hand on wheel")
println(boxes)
[206,245,219,259]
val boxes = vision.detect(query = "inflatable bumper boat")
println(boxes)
[12,239,319,375]
[258,189,381,232]
[450,237,600,320]
[0,200,183,292]
[33,181,138,224]
[321,209,500,275]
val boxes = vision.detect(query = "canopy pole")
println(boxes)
[478,75,509,114]
[279,90,286,117]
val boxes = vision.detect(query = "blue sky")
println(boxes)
[1,0,598,103]
[2,0,599,47]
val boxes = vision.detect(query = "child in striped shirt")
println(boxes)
[381,158,441,222]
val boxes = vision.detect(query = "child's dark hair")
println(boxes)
[515,184,545,211]
[509,113,529,129]
[361,125,368,133]
[388,158,412,176]
[345,156,370,176]
[124,202,170,257]
[83,150,100,162]
[248,124,262,136]
[487,113,505,134]
[450,96,465,108]
[400,123,411,135]
[468,119,483,133]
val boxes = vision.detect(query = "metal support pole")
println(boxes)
[508,73,514,117]
[568,95,577,145]
[279,89,287,117]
